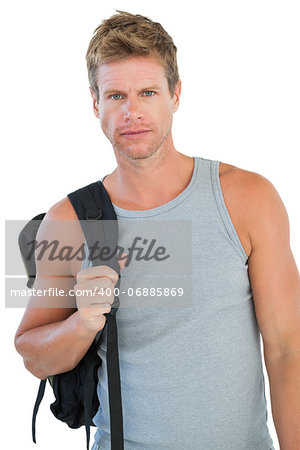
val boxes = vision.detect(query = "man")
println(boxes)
[15,10,300,450]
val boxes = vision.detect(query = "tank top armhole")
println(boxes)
[210,160,249,265]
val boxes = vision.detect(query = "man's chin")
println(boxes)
[114,144,160,161]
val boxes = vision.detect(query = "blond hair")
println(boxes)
[86,10,180,103]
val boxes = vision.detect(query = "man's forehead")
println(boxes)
[98,56,165,84]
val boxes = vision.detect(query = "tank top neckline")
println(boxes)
[101,156,200,218]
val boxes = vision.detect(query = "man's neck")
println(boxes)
[102,151,194,211]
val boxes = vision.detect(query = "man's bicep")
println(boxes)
[34,204,83,279]
[15,199,83,337]
[247,175,300,363]
[29,208,81,308]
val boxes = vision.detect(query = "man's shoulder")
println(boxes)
[46,196,77,221]
[36,196,85,278]
[219,161,285,257]
[219,161,279,201]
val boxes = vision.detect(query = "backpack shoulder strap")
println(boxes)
[32,379,47,443]
[67,181,120,275]
[68,181,124,449]
[67,180,116,221]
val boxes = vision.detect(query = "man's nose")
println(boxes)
[123,97,143,121]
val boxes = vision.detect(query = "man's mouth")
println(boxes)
[120,130,151,139]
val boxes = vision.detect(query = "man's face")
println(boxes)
[91,55,181,161]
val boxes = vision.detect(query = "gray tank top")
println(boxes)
[82,156,274,450]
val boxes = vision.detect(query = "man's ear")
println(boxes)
[90,87,100,118]
[172,80,182,113]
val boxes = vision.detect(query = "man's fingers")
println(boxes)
[76,265,119,283]
[74,277,115,303]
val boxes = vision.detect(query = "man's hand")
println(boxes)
[74,255,127,333]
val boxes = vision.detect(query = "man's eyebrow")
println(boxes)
[103,86,161,96]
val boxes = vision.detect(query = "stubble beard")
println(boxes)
[109,126,171,161]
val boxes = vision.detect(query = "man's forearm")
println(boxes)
[15,311,100,380]
[265,352,300,450]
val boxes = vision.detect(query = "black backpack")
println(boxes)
[18,181,124,450]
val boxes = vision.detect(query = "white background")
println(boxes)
[1,1,299,449]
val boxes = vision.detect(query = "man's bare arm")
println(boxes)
[14,197,118,380]
[245,172,300,449]
[15,307,99,380]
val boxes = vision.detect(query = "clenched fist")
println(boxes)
[74,254,127,333]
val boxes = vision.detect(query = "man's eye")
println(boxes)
[143,91,155,96]
[110,94,122,100]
